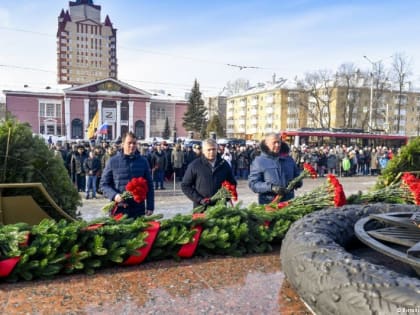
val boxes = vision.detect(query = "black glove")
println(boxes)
[294,181,303,190]
[271,185,287,195]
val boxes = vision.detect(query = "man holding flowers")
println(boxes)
[249,133,301,204]
[181,138,237,209]
[100,131,154,218]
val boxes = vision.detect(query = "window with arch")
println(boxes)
[135,120,145,139]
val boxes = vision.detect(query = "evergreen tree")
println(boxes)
[162,117,170,139]
[183,79,207,137]
[0,117,81,219]
[206,115,225,138]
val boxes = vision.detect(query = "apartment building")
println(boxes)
[226,81,296,140]
[226,81,420,140]
[57,0,117,85]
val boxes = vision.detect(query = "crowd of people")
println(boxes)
[46,133,402,218]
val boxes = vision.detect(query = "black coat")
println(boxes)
[181,155,237,208]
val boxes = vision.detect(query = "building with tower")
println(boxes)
[57,0,117,85]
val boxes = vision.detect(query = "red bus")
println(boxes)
[282,129,408,148]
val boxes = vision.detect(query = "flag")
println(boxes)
[97,123,108,134]
[87,111,99,139]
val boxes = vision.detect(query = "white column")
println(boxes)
[116,100,121,139]
[64,98,71,140]
[97,99,103,126]
[83,99,89,140]
[146,101,151,139]
[128,101,134,132]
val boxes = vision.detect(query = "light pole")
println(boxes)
[363,55,381,133]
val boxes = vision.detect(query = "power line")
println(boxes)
[0,26,280,73]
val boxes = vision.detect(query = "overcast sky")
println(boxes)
[1,0,420,98]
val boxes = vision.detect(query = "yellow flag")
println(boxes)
[87,111,99,139]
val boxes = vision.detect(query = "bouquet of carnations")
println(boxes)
[102,177,149,215]
[265,174,346,212]
[193,180,238,213]
[347,172,420,205]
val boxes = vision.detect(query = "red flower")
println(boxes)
[125,177,148,203]
[327,174,346,207]
[221,180,238,201]
[401,172,420,205]
[303,163,318,179]
[102,177,149,215]
[277,201,290,209]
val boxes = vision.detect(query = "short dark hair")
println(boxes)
[122,131,137,143]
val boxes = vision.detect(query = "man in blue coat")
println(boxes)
[100,132,154,218]
[248,133,300,204]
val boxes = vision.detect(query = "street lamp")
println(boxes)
[363,55,381,133]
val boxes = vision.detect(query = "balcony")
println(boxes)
[250,98,258,106]
[266,107,273,114]
[265,127,273,133]
[239,110,246,117]
[250,119,258,125]
[238,119,246,125]
[239,100,246,107]
[250,109,258,116]
[266,117,273,124]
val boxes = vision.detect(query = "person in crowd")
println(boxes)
[183,145,197,171]
[151,143,168,190]
[236,145,250,180]
[139,145,152,168]
[342,153,351,177]
[162,141,173,181]
[222,146,232,167]
[193,144,202,158]
[181,138,237,209]
[248,133,292,205]
[278,141,302,201]
[317,149,327,177]
[83,150,101,199]
[378,149,390,173]
[326,149,337,175]
[71,145,88,192]
[171,143,184,181]
[100,131,154,218]
[370,148,379,176]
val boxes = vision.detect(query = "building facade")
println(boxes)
[226,82,420,140]
[204,95,227,129]
[4,78,188,141]
[57,0,117,85]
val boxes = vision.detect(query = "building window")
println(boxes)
[71,119,83,139]
[39,100,62,118]
[135,120,145,139]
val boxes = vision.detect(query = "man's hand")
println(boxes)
[294,181,303,190]
[114,194,123,203]
[200,197,212,206]
[271,185,287,195]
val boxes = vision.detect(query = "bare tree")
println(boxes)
[390,52,413,134]
[336,63,361,128]
[297,70,337,129]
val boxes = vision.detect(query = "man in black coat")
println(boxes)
[181,138,237,209]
